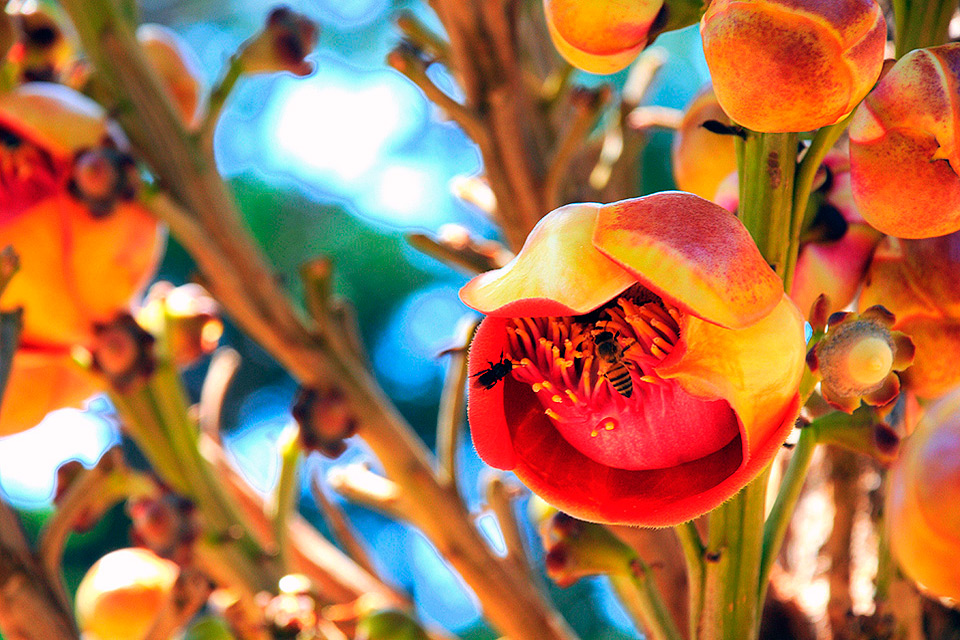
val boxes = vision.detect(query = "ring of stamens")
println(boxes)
[502,293,682,436]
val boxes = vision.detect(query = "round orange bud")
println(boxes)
[850,44,960,238]
[701,0,886,132]
[671,86,737,200]
[0,83,164,348]
[543,0,664,75]
[75,547,179,640]
[886,389,960,601]
[137,24,206,129]
[0,346,99,435]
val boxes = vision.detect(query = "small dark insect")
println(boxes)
[594,328,635,398]
[473,352,514,390]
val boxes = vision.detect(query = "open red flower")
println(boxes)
[461,193,806,525]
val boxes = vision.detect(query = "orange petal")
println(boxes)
[543,0,649,75]
[655,294,806,451]
[459,203,636,317]
[593,192,783,329]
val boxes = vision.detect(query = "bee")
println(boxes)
[473,352,514,390]
[593,328,635,397]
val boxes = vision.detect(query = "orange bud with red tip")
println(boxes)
[850,44,960,238]
[543,0,664,75]
[701,0,886,132]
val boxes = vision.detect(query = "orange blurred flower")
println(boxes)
[0,83,163,434]
[75,547,179,640]
[671,86,737,202]
[860,233,960,399]
[886,389,960,601]
[461,193,805,525]
[701,0,885,132]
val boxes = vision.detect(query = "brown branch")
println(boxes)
[544,87,611,209]
[326,464,406,521]
[484,473,533,581]
[0,501,78,640]
[198,347,241,442]
[436,317,477,487]
[309,472,379,580]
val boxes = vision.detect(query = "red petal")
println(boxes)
[459,203,636,317]
[466,317,517,469]
[593,193,782,329]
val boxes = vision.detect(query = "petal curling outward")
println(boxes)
[459,203,636,317]
[593,193,783,329]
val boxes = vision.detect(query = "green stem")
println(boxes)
[270,425,302,573]
[609,560,685,640]
[199,53,244,146]
[785,115,853,292]
[758,428,817,605]
[737,131,799,279]
[674,521,706,640]
[893,0,957,58]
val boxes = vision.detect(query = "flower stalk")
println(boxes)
[892,0,956,58]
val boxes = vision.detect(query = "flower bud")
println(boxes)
[808,306,914,413]
[89,314,157,392]
[137,24,206,129]
[137,282,223,367]
[886,389,960,601]
[75,547,179,640]
[701,0,886,132]
[0,83,164,348]
[860,234,960,399]
[670,86,737,201]
[543,0,664,75]
[850,44,960,238]
[292,386,357,458]
[240,7,318,77]
[128,492,197,565]
[540,512,636,587]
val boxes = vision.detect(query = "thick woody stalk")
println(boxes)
[57,1,574,637]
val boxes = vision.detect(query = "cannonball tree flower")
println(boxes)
[886,388,960,601]
[701,0,886,133]
[0,82,164,348]
[860,233,960,399]
[460,193,806,525]
[543,0,664,75]
[849,44,960,238]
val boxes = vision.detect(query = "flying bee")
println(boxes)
[473,352,514,390]
[593,328,635,398]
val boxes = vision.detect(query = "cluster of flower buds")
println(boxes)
[74,547,179,640]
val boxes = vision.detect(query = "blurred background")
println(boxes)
[0,1,715,636]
